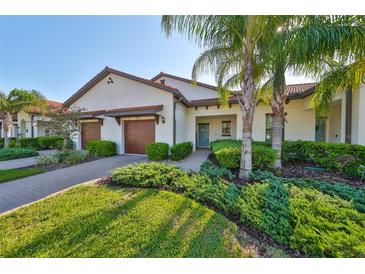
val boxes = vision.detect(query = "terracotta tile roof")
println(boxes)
[27,100,63,114]
[285,82,317,99]
[64,67,190,107]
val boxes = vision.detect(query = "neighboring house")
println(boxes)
[64,66,365,154]
[0,100,63,139]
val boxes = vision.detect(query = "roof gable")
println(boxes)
[64,67,189,107]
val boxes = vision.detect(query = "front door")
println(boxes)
[198,123,209,147]
[315,118,326,142]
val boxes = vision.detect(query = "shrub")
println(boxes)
[170,141,193,161]
[242,174,365,257]
[210,139,241,152]
[200,160,235,181]
[55,139,74,151]
[281,140,365,178]
[37,136,63,149]
[0,148,38,161]
[65,151,88,165]
[215,147,241,169]
[37,154,59,166]
[112,162,240,215]
[86,140,116,157]
[18,137,39,149]
[214,145,276,170]
[0,138,17,148]
[145,142,169,160]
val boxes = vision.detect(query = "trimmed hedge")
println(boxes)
[214,145,276,170]
[145,142,169,160]
[0,148,38,161]
[170,141,193,161]
[211,139,365,178]
[55,139,74,151]
[111,162,365,257]
[37,136,63,149]
[86,140,116,157]
[18,137,39,149]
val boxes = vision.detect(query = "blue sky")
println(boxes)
[0,16,312,103]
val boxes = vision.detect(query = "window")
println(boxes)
[265,114,285,141]
[222,121,231,136]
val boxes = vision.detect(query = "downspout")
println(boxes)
[345,87,352,144]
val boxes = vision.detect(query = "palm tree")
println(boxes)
[162,15,279,178]
[262,16,365,170]
[0,88,46,147]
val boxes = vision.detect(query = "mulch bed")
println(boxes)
[281,162,364,188]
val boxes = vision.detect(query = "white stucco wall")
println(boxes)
[70,72,175,153]
[353,85,365,145]
[196,115,237,145]
[154,76,219,100]
[328,103,342,143]
[175,102,188,144]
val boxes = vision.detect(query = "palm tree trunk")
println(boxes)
[3,112,13,148]
[271,70,286,171]
[238,54,256,179]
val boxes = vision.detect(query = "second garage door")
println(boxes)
[124,120,155,154]
[81,122,101,149]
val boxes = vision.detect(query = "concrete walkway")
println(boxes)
[173,149,210,172]
[0,154,146,214]
[0,149,57,170]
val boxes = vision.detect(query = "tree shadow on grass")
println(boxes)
[4,189,158,257]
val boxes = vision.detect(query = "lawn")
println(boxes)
[0,184,253,258]
[0,168,44,183]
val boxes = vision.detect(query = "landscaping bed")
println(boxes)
[0,184,257,258]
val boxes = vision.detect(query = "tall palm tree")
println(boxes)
[262,16,365,170]
[162,15,278,178]
[0,88,46,147]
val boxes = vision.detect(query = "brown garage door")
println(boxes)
[81,122,101,149]
[124,120,155,154]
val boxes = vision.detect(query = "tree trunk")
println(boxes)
[271,70,286,171]
[3,112,13,148]
[239,113,254,178]
[271,112,284,170]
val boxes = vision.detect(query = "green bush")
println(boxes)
[86,140,116,157]
[18,137,39,149]
[37,154,59,166]
[200,160,235,181]
[55,139,74,151]
[0,138,17,148]
[0,148,38,161]
[170,141,193,161]
[65,151,88,165]
[215,147,241,169]
[145,142,169,160]
[214,145,276,170]
[112,162,365,257]
[112,162,240,215]
[210,139,241,152]
[37,136,63,149]
[251,170,365,213]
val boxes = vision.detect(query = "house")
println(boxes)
[0,100,63,139]
[64,66,365,154]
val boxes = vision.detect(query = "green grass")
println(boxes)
[0,185,254,258]
[0,168,44,183]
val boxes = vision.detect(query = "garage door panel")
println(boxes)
[81,122,101,149]
[124,120,155,154]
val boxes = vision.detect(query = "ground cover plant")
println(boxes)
[37,150,89,167]
[0,148,38,161]
[112,162,365,257]
[0,168,44,183]
[0,185,251,258]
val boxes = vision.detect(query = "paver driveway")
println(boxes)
[0,154,146,214]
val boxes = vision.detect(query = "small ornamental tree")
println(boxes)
[45,106,85,151]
